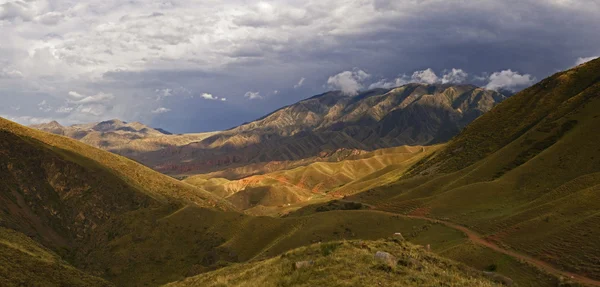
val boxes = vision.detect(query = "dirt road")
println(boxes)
[365,209,600,286]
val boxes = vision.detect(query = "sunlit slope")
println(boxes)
[353,58,600,280]
[184,146,440,210]
[1,118,232,210]
[0,227,111,287]
[166,239,500,287]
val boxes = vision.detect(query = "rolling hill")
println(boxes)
[345,57,600,281]
[184,145,442,215]
[166,239,500,287]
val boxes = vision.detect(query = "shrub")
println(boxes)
[320,242,341,256]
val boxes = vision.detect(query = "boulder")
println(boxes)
[393,233,405,241]
[374,251,397,267]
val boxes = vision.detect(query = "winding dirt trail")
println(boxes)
[365,209,600,286]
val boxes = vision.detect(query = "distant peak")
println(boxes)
[99,119,124,125]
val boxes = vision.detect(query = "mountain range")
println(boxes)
[33,83,505,178]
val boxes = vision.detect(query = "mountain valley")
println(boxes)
[3,59,600,286]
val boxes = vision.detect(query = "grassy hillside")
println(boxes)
[78,206,474,286]
[348,58,600,281]
[1,118,231,210]
[411,58,600,174]
[0,227,111,287]
[166,239,500,287]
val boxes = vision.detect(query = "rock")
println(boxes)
[374,251,397,267]
[294,260,314,270]
[483,271,514,286]
[426,244,431,251]
[393,233,405,241]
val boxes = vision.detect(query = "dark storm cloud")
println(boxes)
[1,0,599,131]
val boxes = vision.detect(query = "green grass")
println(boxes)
[0,227,111,287]
[77,207,477,286]
[345,57,600,281]
[165,239,500,287]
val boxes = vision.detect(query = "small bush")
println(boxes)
[320,242,341,256]
[486,264,498,271]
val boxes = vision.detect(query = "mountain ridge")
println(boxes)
[31,83,505,177]
[144,83,506,176]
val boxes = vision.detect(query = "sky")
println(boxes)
[1,0,599,133]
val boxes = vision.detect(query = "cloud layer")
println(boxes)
[1,0,599,132]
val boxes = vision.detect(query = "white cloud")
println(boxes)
[221,98,227,102]
[155,88,173,100]
[273,90,279,95]
[55,106,73,114]
[37,100,52,112]
[294,77,305,88]
[68,91,86,99]
[411,69,439,84]
[68,92,115,105]
[200,93,219,100]
[0,0,48,22]
[441,69,469,84]
[77,105,107,116]
[327,69,370,96]
[244,91,263,100]
[36,11,64,26]
[0,67,23,79]
[368,77,409,89]
[1,115,55,125]
[151,107,171,114]
[485,70,535,91]
[368,68,468,89]
[575,56,599,66]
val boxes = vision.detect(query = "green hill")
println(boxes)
[349,58,600,281]
[166,239,500,287]
[0,227,111,287]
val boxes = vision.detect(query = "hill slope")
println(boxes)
[184,145,441,214]
[350,58,600,281]
[3,118,230,210]
[0,227,111,287]
[166,239,499,287]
